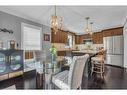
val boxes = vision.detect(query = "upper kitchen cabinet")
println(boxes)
[52,27,123,44]
[75,32,103,44]
[75,34,91,44]
[51,30,68,43]
[103,27,123,37]
[75,35,82,44]
[92,32,103,44]
[62,31,68,43]
[81,34,91,39]
[102,29,113,37]
[112,27,123,36]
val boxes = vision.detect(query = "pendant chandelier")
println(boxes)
[85,17,93,35]
[51,6,62,34]
[85,17,90,33]
[89,22,93,35]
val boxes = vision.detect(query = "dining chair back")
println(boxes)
[68,54,89,89]
[52,54,89,89]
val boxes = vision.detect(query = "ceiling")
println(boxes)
[0,6,127,34]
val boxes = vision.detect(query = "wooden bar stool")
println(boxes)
[91,50,105,78]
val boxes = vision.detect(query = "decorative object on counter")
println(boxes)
[76,46,79,50]
[0,28,13,34]
[44,34,50,41]
[51,6,62,34]
[7,40,18,50]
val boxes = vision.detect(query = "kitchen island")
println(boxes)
[72,50,98,56]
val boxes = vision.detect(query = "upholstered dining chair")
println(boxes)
[52,54,89,89]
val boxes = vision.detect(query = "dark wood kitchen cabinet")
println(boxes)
[92,32,103,44]
[75,27,123,44]
[81,34,91,39]
[51,30,68,43]
[103,27,123,37]
[75,34,91,44]
[102,29,113,37]
[61,31,68,43]
[75,35,82,44]
[52,27,123,44]
[75,32,103,44]
[51,31,60,43]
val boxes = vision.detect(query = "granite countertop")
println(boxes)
[57,49,77,52]
[72,50,99,54]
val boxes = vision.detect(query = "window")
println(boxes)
[21,23,42,50]
[68,34,73,47]
[65,34,73,48]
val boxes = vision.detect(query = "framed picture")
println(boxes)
[44,34,50,41]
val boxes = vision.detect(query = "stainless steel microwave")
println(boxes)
[82,39,93,44]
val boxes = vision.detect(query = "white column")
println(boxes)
[124,23,127,68]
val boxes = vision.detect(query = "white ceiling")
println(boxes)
[0,6,127,34]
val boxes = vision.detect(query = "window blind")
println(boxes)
[22,23,41,50]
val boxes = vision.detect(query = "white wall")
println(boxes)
[124,22,127,68]
[0,11,42,49]
[42,25,51,61]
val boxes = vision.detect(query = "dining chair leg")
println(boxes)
[91,61,94,76]
[101,66,103,78]
[103,64,105,73]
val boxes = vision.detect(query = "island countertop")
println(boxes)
[72,50,99,54]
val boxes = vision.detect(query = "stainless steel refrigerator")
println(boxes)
[103,35,124,67]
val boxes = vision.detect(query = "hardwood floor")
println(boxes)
[0,65,127,89]
[82,65,127,89]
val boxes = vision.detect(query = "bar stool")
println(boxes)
[91,51,105,78]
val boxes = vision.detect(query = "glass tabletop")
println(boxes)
[35,56,72,89]
[44,61,61,75]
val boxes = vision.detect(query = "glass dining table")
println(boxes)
[35,57,65,89]
[43,60,63,89]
